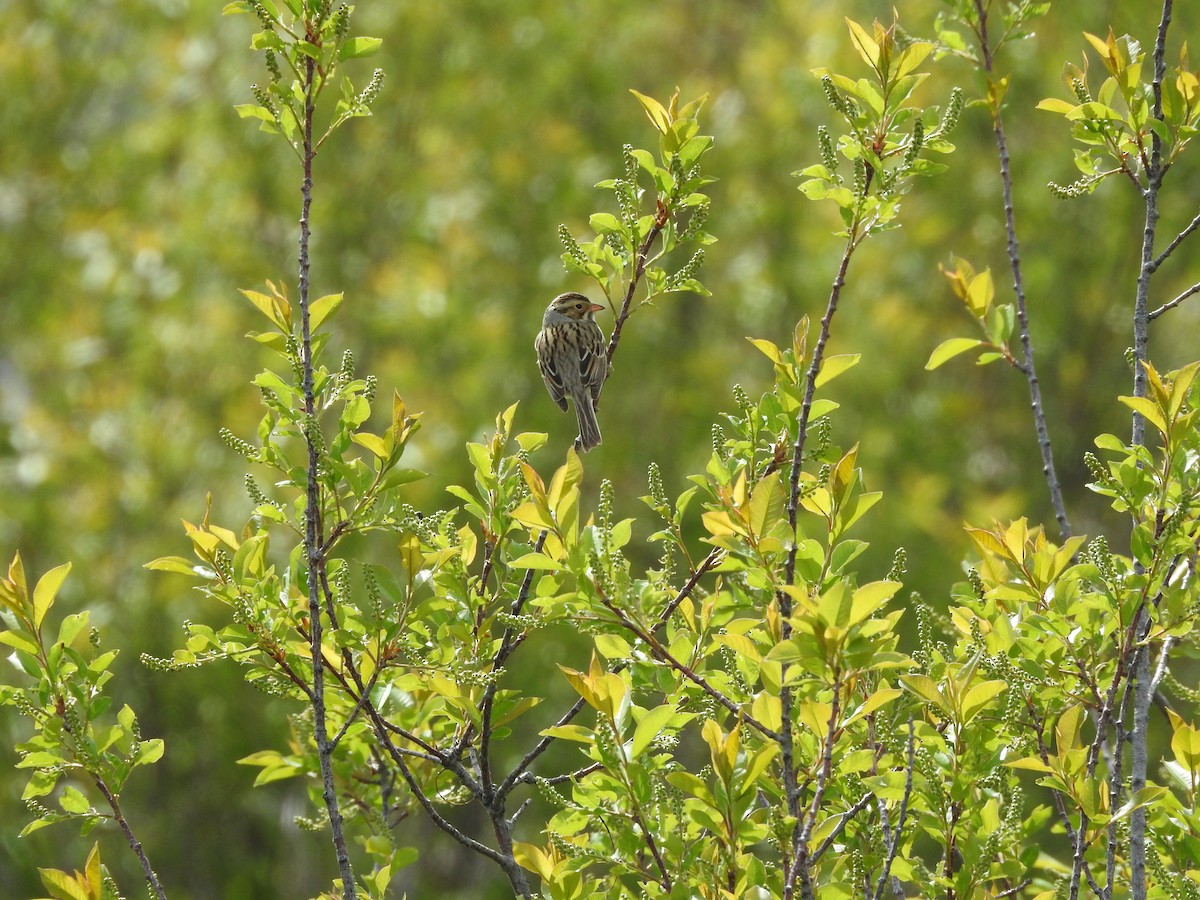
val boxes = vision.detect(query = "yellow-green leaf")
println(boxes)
[961,680,1007,724]
[748,337,782,364]
[538,724,594,744]
[899,674,950,714]
[309,292,343,331]
[926,337,984,370]
[632,704,679,758]
[144,556,197,576]
[629,88,671,133]
[815,353,860,387]
[32,563,71,630]
[508,553,562,571]
[1118,395,1167,437]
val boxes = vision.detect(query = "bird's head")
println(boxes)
[547,292,605,321]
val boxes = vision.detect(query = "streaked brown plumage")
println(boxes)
[534,292,608,451]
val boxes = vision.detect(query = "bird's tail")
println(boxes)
[574,395,602,452]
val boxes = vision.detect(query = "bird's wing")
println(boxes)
[535,330,570,411]
[580,324,608,402]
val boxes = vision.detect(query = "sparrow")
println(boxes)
[534,292,608,451]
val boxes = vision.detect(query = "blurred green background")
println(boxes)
[2,0,1198,896]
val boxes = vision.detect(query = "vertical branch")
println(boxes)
[297,45,356,899]
[784,242,856,587]
[1133,0,1173,448]
[789,670,843,900]
[60,713,168,900]
[602,202,670,372]
[871,717,915,900]
[1130,638,1153,898]
[972,0,1071,539]
[780,236,856,900]
[1130,6,1174,895]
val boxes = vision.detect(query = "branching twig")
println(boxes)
[602,201,670,372]
[295,45,356,899]
[56,707,168,900]
[789,669,843,900]
[779,234,856,900]
[872,717,915,900]
[476,530,548,799]
[596,585,782,740]
[1022,695,1103,898]
[654,547,724,629]
[811,792,872,864]
[1132,0,1173,449]
[1131,8,1175,895]
[495,696,589,804]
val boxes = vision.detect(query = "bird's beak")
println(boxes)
[588,303,605,312]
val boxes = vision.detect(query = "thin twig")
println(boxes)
[1150,208,1200,271]
[1150,636,1177,694]
[780,238,856,900]
[597,586,782,739]
[1131,9,1174,895]
[1132,0,1173,449]
[654,547,724,629]
[790,669,843,900]
[1022,696,1102,898]
[872,717,915,900]
[296,41,356,899]
[1148,281,1200,320]
[811,792,873,863]
[476,530,548,800]
[602,201,670,371]
[56,705,168,900]
[495,546,720,802]
[495,696,589,804]
[972,0,1071,539]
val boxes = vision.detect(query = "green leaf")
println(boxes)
[0,630,40,655]
[1003,755,1054,773]
[57,612,88,648]
[629,89,670,133]
[1037,97,1077,114]
[815,353,860,387]
[240,289,289,330]
[352,432,389,459]
[309,292,343,331]
[899,674,949,714]
[143,556,198,576]
[136,739,165,766]
[1118,395,1167,436]
[845,18,880,69]
[339,36,383,59]
[632,704,678,758]
[32,563,71,630]
[539,724,594,744]
[250,30,285,52]
[961,680,1007,724]
[380,467,428,490]
[589,213,623,235]
[926,337,984,370]
[747,337,782,363]
[60,785,91,815]
[508,553,561,571]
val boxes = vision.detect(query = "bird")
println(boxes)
[534,292,608,452]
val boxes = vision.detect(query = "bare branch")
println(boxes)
[1148,281,1200,320]
[972,0,1072,539]
[1150,208,1200,271]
